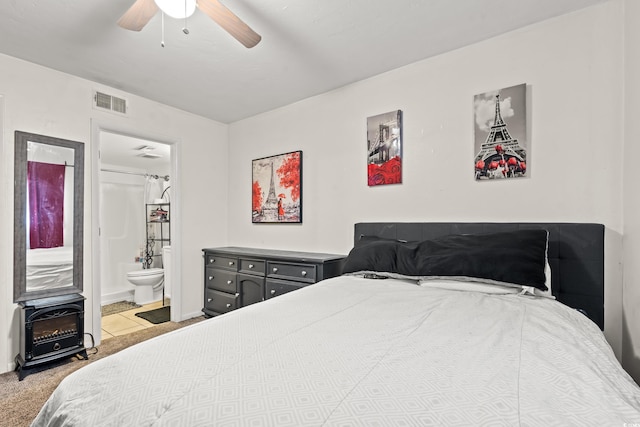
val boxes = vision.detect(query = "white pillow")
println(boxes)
[418,261,555,299]
[418,278,522,295]
[534,260,554,299]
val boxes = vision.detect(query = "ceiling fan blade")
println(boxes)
[197,0,261,48]
[118,0,159,31]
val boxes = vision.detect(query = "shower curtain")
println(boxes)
[144,175,165,203]
[27,161,66,249]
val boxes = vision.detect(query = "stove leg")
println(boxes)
[14,355,26,381]
[78,348,88,360]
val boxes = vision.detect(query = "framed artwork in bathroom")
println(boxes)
[252,150,302,224]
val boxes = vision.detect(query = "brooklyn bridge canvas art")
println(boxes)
[367,110,403,186]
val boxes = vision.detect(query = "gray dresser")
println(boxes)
[202,247,345,317]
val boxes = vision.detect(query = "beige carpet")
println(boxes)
[0,316,204,427]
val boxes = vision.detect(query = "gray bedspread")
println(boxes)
[32,276,640,426]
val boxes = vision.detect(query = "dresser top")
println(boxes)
[202,246,345,263]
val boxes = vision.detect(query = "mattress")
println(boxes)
[25,246,73,291]
[32,276,640,426]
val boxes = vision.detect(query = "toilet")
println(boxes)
[127,267,164,305]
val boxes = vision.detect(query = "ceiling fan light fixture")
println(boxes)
[119,0,261,48]
[154,0,196,19]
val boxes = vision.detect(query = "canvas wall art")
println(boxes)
[473,83,527,180]
[252,150,302,223]
[367,110,403,186]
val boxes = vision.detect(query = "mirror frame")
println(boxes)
[14,131,84,302]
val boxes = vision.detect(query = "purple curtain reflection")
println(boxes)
[27,161,65,249]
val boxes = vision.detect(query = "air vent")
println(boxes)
[137,151,162,159]
[135,145,162,159]
[111,96,127,114]
[93,91,127,114]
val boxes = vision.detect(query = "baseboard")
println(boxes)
[180,310,204,322]
[101,290,134,306]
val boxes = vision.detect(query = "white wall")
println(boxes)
[623,0,640,381]
[0,53,228,373]
[228,2,627,361]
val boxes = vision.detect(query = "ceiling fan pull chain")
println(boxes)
[183,0,190,34]
[161,12,165,47]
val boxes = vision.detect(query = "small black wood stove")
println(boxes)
[15,293,88,381]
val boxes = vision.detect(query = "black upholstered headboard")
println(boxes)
[354,222,605,329]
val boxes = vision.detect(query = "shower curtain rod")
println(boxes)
[101,168,170,181]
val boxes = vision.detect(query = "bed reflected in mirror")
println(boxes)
[14,131,84,302]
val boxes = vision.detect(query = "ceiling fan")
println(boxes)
[118,0,261,48]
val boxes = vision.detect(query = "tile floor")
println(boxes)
[101,300,168,340]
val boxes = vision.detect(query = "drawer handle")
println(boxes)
[301,270,307,277]
[235,293,240,297]
[226,303,232,308]
[208,276,213,281]
[272,267,278,273]
[270,289,276,295]
[249,264,254,269]
[227,280,233,285]
[207,298,212,302]
[209,258,214,263]
[229,261,235,266]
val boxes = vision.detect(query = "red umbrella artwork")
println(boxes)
[252,150,302,223]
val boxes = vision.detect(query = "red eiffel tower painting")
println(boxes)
[252,151,302,223]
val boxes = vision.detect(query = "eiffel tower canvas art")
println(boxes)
[474,83,527,180]
[252,151,302,223]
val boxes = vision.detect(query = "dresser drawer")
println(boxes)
[238,273,264,306]
[204,289,239,314]
[239,258,266,276]
[267,261,317,283]
[205,269,237,293]
[205,254,238,271]
[265,278,305,299]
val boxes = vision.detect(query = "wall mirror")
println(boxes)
[14,131,84,302]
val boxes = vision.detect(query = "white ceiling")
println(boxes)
[0,0,606,124]
[100,131,171,172]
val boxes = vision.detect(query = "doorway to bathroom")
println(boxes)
[92,127,179,342]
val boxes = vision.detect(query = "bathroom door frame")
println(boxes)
[90,119,183,344]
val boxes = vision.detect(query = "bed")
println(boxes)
[32,222,640,426]
[26,246,74,291]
